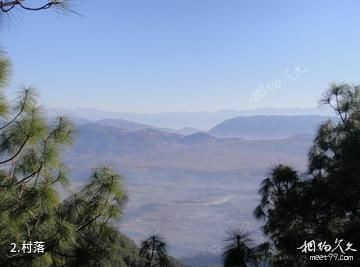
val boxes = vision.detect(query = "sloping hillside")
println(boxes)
[209,115,332,139]
[96,118,153,131]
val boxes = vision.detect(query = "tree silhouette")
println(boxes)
[0,0,74,14]
[139,235,169,267]
[222,228,256,267]
[254,83,360,266]
[0,51,131,266]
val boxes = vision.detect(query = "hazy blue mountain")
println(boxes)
[94,119,203,135]
[46,116,93,126]
[71,124,182,154]
[70,117,202,135]
[71,117,94,125]
[180,132,219,145]
[96,118,153,131]
[209,115,333,139]
[70,124,221,155]
[69,124,313,158]
[230,107,332,116]
[49,107,332,130]
[159,127,202,136]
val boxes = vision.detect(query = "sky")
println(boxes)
[1,0,360,113]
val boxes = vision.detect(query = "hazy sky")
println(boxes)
[1,0,360,113]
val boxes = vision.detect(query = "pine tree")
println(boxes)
[139,235,170,267]
[254,83,360,266]
[222,229,256,267]
[0,51,129,267]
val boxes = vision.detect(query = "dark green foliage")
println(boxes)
[140,235,170,267]
[55,167,128,267]
[0,51,156,267]
[222,229,271,267]
[222,229,255,267]
[0,0,74,14]
[254,83,360,266]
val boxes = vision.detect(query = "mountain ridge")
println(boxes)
[48,107,333,129]
[209,115,334,139]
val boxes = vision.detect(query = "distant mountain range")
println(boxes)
[159,127,202,136]
[48,107,333,130]
[209,115,334,139]
[66,121,314,176]
[71,123,226,155]
[95,119,202,136]
[70,117,202,136]
[69,114,333,140]
[95,118,152,131]
[71,124,183,155]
